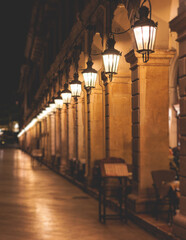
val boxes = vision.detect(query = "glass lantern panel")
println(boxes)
[51,106,56,113]
[61,92,72,104]
[133,26,156,52]
[46,107,52,114]
[44,110,49,116]
[70,84,82,97]
[103,54,120,74]
[54,99,63,109]
[83,72,97,88]
[49,103,56,109]
[39,113,44,120]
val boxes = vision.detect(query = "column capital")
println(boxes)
[125,49,176,68]
[125,50,137,66]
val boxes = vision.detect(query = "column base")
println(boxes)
[51,155,55,166]
[173,213,186,240]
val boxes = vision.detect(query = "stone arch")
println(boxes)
[91,5,106,40]
[111,4,133,74]
[150,0,179,49]
[91,32,103,89]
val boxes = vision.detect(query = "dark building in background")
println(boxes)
[18,0,87,127]
[0,102,19,146]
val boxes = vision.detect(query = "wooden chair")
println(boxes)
[151,170,176,223]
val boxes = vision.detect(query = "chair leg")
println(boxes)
[155,199,160,220]
[168,197,173,225]
[119,189,122,221]
[124,192,128,223]
[168,188,178,224]
[103,191,106,224]
[99,190,102,222]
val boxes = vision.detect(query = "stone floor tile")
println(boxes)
[0,149,158,240]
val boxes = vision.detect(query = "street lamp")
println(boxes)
[82,58,97,176]
[49,96,57,166]
[69,72,82,176]
[45,103,52,115]
[54,69,64,170]
[102,35,120,156]
[82,24,98,178]
[61,82,71,170]
[55,91,63,109]
[61,83,72,104]
[44,101,51,161]
[102,34,121,81]
[55,91,63,169]
[132,0,157,62]
[69,72,82,97]
[82,57,97,88]
[49,98,56,113]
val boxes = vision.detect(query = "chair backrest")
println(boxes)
[151,170,176,198]
[151,170,176,188]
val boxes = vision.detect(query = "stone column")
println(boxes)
[50,112,56,165]
[44,117,48,162]
[89,86,105,177]
[77,97,86,162]
[125,49,175,212]
[69,102,76,161]
[47,115,51,163]
[109,75,132,163]
[55,109,60,156]
[74,97,79,169]
[56,108,62,168]
[61,105,68,168]
[40,120,43,152]
[170,2,186,239]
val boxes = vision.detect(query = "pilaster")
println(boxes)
[61,106,67,167]
[55,109,60,156]
[125,49,175,212]
[109,75,132,164]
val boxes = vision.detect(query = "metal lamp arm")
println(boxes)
[141,0,152,19]
[111,28,131,35]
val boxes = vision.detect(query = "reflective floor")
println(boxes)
[0,149,158,240]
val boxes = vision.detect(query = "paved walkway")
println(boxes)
[0,149,158,240]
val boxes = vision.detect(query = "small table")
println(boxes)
[98,159,129,223]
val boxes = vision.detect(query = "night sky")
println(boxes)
[0,1,33,122]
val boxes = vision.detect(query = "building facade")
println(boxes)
[18,0,186,238]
